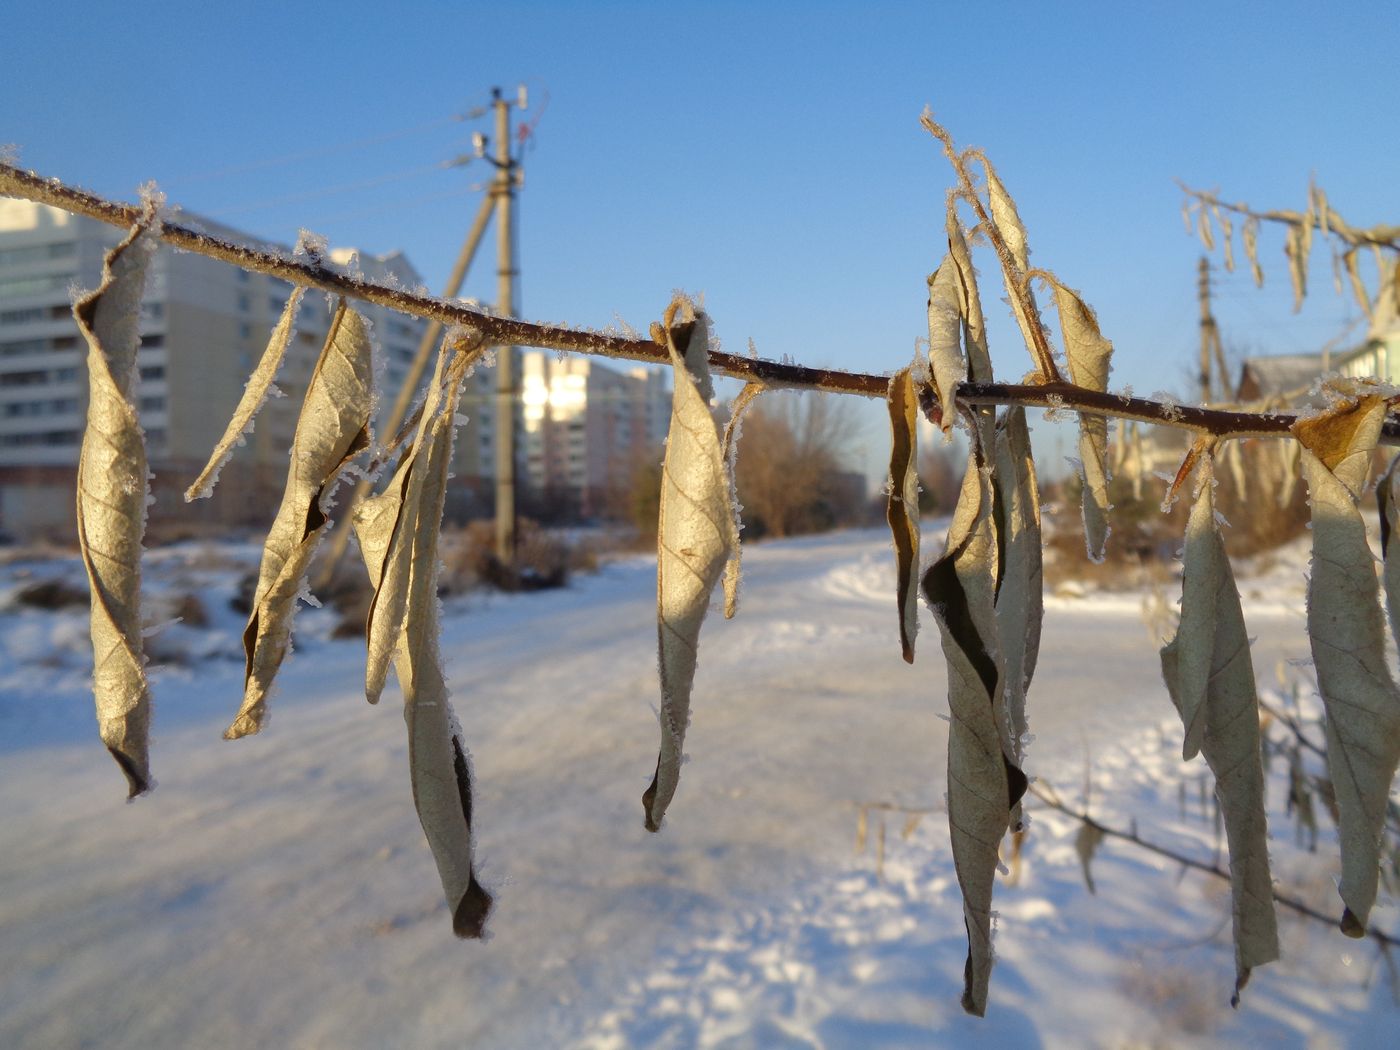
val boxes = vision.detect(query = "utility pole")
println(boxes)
[312,161,498,591]
[1197,256,1228,402]
[491,86,522,562]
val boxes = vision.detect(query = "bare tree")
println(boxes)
[734,391,860,539]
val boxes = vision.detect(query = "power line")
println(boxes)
[168,114,467,186]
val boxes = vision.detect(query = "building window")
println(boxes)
[138,396,166,413]
[0,369,50,387]
[0,307,46,325]
[0,274,73,299]
[140,302,164,320]
[0,339,48,357]
[140,333,165,348]
[139,365,166,381]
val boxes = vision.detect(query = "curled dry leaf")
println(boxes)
[355,334,493,938]
[1343,250,1372,320]
[927,255,964,438]
[1377,454,1400,654]
[1243,217,1264,288]
[945,204,991,383]
[74,221,157,797]
[721,381,763,620]
[922,447,1028,1017]
[981,163,1049,375]
[1074,820,1105,895]
[1216,208,1236,273]
[1197,206,1216,252]
[1046,278,1114,561]
[1159,455,1279,1001]
[1293,393,1400,933]
[885,366,920,663]
[643,298,739,832]
[992,406,1042,762]
[185,286,306,501]
[226,300,374,739]
[1285,224,1308,312]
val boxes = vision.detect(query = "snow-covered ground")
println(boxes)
[0,527,1395,1048]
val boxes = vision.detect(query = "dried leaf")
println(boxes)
[1243,217,1264,288]
[922,449,1026,1017]
[185,286,306,500]
[643,299,738,832]
[982,164,1044,367]
[992,406,1042,761]
[1075,820,1104,894]
[1285,224,1308,312]
[1197,207,1216,251]
[984,164,1030,272]
[946,200,991,383]
[1048,280,1114,560]
[1159,456,1279,999]
[886,366,921,663]
[1313,181,1331,237]
[1378,454,1400,655]
[74,221,157,797]
[355,338,492,938]
[1215,208,1235,273]
[362,334,485,703]
[721,381,763,620]
[226,301,374,739]
[927,255,964,437]
[1343,250,1373,320]
[1294,394,1400,932]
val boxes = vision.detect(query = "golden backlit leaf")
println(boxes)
[1048,279,1114,560]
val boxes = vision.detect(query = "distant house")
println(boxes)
[1234,353,1327,403]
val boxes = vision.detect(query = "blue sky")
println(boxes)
[4,1,1396,479]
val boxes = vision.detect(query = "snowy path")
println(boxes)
[0,529,1390,1047]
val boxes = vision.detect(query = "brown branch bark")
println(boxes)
[5,161,1400,443]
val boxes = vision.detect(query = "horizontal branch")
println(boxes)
[1028,783,1400,950]
[5,161,1399,443]
[1178,181,1400,252]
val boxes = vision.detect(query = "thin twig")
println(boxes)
[1028,781,1400,950]
[5,161,1400,443]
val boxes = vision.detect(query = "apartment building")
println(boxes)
[518,350,671,517]
[0,199,433,538]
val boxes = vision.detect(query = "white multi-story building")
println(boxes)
[0,199,431,538]
[518,350,672,517]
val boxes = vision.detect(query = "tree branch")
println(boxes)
[1178,182,1400,252]
[5,161,1399,444]
[1028,782,1400,951]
